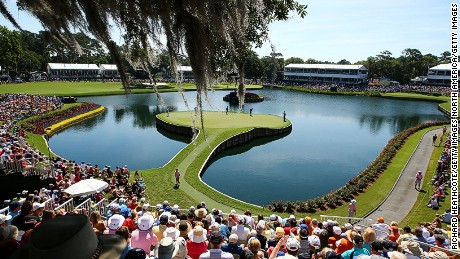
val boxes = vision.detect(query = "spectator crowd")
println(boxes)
[0,93,454,259]
[0,202,455,259]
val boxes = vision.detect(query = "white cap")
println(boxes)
[309,235,321,249]
[333,226,342,235]
[286,237,300,251]
[138,215,154,231]
[32,203,45,212]
[108,214,125,230]
[0,214,12,224]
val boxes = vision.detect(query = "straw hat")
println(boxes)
[188,226,207,243]
[194,208,207,218]
[400,241,423,257]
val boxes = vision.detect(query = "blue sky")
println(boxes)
[0,0,451,63]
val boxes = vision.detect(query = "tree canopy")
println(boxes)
[1,0,306,115]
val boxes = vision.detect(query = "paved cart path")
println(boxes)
[363,127,446,224]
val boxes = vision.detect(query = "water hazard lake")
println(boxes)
[49,88,447,205]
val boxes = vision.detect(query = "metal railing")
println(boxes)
[0,160,53,178]
[55,198,74,212]
[104,198,119,219]
[75,198,92,215]
[40,198,54,211]
[93,198,107,219]
[320,215,374,227]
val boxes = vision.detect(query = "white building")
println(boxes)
[47,63,100,80]
[284,64,368,85]
[99,64,120,78]
[178,66,194,79]
[427,64,451,86]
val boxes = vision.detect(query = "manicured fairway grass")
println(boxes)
[139,111,446,217]
[0,81,262,97]
[165,111,289,129]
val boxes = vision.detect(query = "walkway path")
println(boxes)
[176,131,236,213]
[363,127,446,224]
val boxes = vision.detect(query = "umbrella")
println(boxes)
[64,179,109,197]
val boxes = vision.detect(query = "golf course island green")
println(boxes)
[151,111,292,213]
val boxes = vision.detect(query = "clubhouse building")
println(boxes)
[178,66,194,80]
[47,63,100,80]
[46,63,121,80]
[284,64,368,85]
[427,64,451,86]
[99,64,120,79]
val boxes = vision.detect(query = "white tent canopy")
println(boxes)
[64,179,109,197]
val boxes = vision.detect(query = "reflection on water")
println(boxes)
[48,89,447,205]
[114,104,179,128]
[201,131,291,176]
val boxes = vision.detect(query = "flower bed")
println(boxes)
[18,103,104,135]
[268,120,449,213]
[45,106,105,135]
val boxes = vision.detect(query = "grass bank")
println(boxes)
[381,92,450,112]
[140,112,447,218]
[278,85,450,116]
[21,103,84,158]
[0,81,262,97]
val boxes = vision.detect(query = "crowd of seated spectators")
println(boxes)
[0,201,455,259]
[0,94,62,177]
[276,81,451,96]
[0,92,454,258]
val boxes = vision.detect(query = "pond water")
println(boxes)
[49,88,446,205]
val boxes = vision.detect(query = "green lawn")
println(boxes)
[137,112,447,217]
[25,132,58,158]
[165,111,289,129]
[0,81,262,97]
[381,92,450,111]
[401,130,451,226]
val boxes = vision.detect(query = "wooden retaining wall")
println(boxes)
[438,105,451,118]
[155,116,292,166]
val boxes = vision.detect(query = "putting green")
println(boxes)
[158,111,290,129]
[141,111,292,213]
